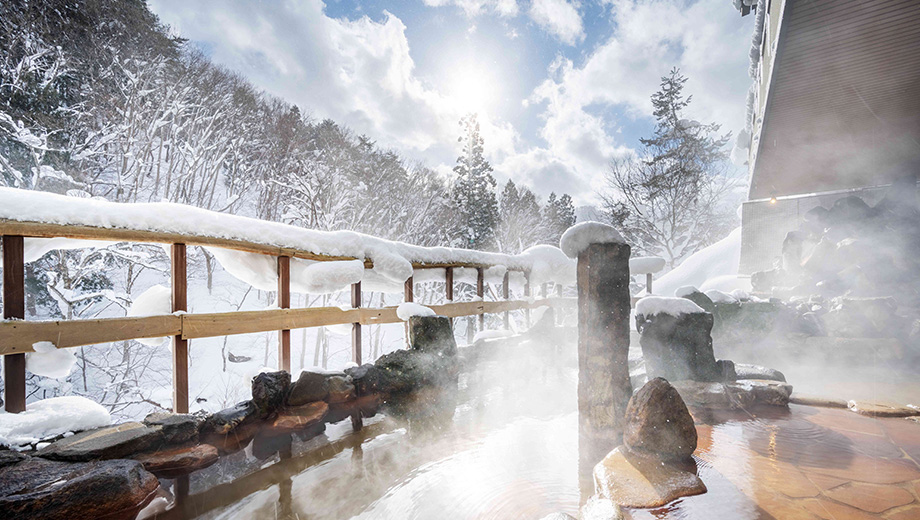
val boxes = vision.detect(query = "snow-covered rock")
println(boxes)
[559,221,625,259]
[0,396,110,447]
[635,296,705,317]
[704,289,738,303]
[396,302,436,321]
[674,285,698,298]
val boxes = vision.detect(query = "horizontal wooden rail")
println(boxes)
[0,219,520,271]
[0,298,575,355]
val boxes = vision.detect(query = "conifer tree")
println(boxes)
[453,113,498,250]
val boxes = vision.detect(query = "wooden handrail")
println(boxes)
[0,219,526,271]
[0,298,575,355]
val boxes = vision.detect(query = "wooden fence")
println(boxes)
[0,219,569,414]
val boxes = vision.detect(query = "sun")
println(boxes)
[447,62,498,114]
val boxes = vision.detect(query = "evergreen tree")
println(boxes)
[452,113,498,250]
[602,68,736,267]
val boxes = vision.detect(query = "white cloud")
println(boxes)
[528,0,584,45]
[422,0,519,18]
[508,0,752,203]
[149,0,518,165]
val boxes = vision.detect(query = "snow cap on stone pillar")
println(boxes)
[559,221,626,259]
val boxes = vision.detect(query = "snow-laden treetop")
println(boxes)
[559,221,625,259]
[635,296,705,317]
[0,188,575,288]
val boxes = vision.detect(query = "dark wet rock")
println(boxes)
[680,290,715,314]
[734,363,786,382]
[732,380,793,406]
[799,312,826,336]
[636,310,721,382]
[345,364,386,396]
[374,348,458,395]
[201,401,259,436]
[201,420,260,455]
[716,359,737,382]
[673,379,792,409]
[143,412,203,444]
[251,370,291,417]
[270,401,328,433]
[751,268,782,292]
[623,378,697,461]
[287,371,328,406]
[593,446,706,508]
[0,451,27,470]
[132,443,218,478]
[0,456,158,519]
[37,422,164,462]
[408,315,457,356]
[326,375,355,404]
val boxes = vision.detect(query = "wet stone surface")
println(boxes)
[623,378,697,461]
[594,447,707,508]
[37,422,164,462]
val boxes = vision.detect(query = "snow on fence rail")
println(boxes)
[0,188,575,414]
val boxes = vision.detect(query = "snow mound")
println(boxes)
[704,289,737,303]
[292,259,364,294]
[635,296,704,317]
[698,274,753,295]
[630,256,666,275]
[648,227,742,298]
[0,396,110,447]
[674,285,698,298]
[559,222,625,259]
[127,284,172,346]
[518,244,576,285]
[396,302,436,321]
[25,341,76,379]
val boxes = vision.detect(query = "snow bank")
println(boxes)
[396,302,436,321]
[559,221,625,259]
[704,289,737,303]
[127,284,172,346]
[629,256,666,275]
[635,296,704,317]
[25,341,76,379]
[0,396,110,447]
[1,188,577,291]
[647,227,742,297]
[699,275,753,295]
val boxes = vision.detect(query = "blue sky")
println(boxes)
[149,0,754,205]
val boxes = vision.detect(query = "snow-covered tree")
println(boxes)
[602,68,737,267]
[452,113,499,250]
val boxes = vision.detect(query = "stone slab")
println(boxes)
[593,446,706,508]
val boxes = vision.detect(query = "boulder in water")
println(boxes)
[132,443,218,478]
[408,315,457,356]
[623,378,697,461]
[288,370,328,405]
[143,412,203,444]
[345,364,386,396]
[636,307,721,382]
[593,446,706,508]
[251,370,291,417]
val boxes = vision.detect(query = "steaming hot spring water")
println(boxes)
[138,329,920,520]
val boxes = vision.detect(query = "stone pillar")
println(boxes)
[577,241,632,466]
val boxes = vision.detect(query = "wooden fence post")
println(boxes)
[646,272,653,295]
[351,282,361,365]
[524,272,531,329]
[171,243,189,414]
[3,235,25,413]
[476,268,484,330]
[404,276,414,347]
[277,256,291,372]
[502,271,510,330]
[445,267,454,302]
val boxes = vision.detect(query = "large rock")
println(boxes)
[287,371,328,406]
[0,456,159,519]
[143,412,203,444]
[680,290,715,314]
[408,315,457,356]
[374,349,458,395]
[733,363,786,382]
[636,310,721,382]
[37,422,164,462]
[132,443,218,478]
[326,375,355,404]
[345,364,386,396]
[251,370,291,417]
[270,401,328,433]
[200,400,261,453]
[623,378,697,461]
[593,446,706,508]
[672,379,792,409]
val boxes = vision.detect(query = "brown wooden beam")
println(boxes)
[524,273,532,329]
[3,235,25,413]
[476,268,485,329]
[171,243,189,414]
[502,271,510,330]
[445,267,454,301]
[277,256,291,372]
[351,282,362,365]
